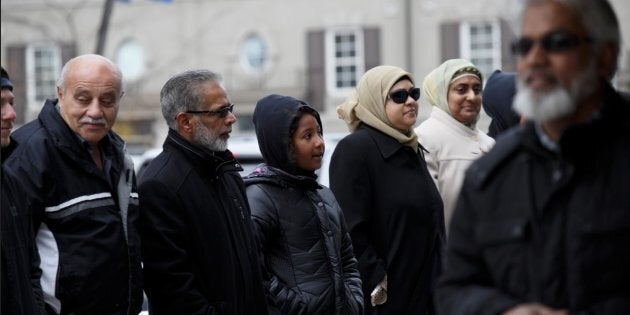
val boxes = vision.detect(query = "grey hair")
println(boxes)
[515,0,621,76]
[160,69,222,130]
[57,54,124,93]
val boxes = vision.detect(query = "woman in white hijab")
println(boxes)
[330,65,444,315]
[414,59,495,231]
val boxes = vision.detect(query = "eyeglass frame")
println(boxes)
[388,87,421,104]
[185,103,235,118]
[511,30,592,57]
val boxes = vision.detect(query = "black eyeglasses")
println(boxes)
[186,104,234,118]
[389,87,420,104]
[511,31,592,56]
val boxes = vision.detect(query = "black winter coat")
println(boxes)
[5,100,142,314]
[245,166,363,315]
[1,141,45,315]
[138,129,269,315]
[330,124,445,314]
[436,82,630,314]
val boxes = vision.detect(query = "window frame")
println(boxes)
[459,19,502,80]
[325,27,365,97]
[240,33,269,75]
[25,44,61,114]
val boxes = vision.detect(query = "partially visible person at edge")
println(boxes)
[3,55,142,314]
[330,65,444,314]
[1,66,46,314]
[138,69,269,314]
[436,0,630,314]
[414,59,495,230]
[244,94,364,315]
[482,69,522,139]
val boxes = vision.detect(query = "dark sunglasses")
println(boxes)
[511,31,592,56]
[186,104,234,118]
[389,87,420,104]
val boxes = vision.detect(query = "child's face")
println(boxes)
[292,114,325,172]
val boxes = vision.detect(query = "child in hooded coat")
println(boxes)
[244,94,363,315]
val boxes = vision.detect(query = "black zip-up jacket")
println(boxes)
[138,129,269,315]
[245,166,364,315]
[436,82,630,314]
[4,99,143,314]
[1,141,45,315]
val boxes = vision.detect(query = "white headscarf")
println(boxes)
[423,59,483,129]
[337,65,419,152]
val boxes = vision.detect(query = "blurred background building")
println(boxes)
[2,0,629,154]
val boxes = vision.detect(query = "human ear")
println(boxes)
[176,112,194,134]
[597,42,619,80]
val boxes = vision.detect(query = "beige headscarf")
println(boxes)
[423,59,483,129]
[337,65,419,152]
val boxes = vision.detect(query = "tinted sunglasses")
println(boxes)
[389,87,421,104]
[186,104,234,118]
[511,31,592,56]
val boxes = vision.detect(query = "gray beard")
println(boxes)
[513,83,576,123]
[193,122,228,152]
[513,61,597,123]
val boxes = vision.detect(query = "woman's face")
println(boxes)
[385,79,419,131]
[292,113,325,172]
[448,75,482,124]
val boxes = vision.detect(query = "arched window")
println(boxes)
[241,33,268,74]
[116,39,146,82]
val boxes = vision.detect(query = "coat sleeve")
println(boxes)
[3,157,47,314]
[338,208,365,314]
[423,146,440,192]
[27,204,46,314]
[138,179,219,315]
[329,139,387,298]
[435,177,519,315]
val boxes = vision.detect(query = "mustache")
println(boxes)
[521,68,559,86]
[79,117,107,126]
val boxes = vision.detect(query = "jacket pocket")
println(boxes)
[476,218,529,246]
[579,213,630,290]
[475,218,530,297]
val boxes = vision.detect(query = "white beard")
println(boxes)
[513,61,598,123]
[193,121,228,152]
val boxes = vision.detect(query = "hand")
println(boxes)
[370,275,388,306]
[503,303,568,315]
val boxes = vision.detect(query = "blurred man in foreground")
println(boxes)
[436,0,630,314]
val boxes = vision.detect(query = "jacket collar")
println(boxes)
[521,81,629,158]
[361,124,424,159]
[164,128,243,174]
[1,138,17,164]
[244,164,320,191]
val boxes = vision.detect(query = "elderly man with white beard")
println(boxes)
[435,0,630,315]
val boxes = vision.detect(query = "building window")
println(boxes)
[241,33,268,74]
[460,20,501,80]
[116,39,146,82]
[26,45,61,110]
[325,28,364,95]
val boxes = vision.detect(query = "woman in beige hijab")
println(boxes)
[329,65,444,315]
[414,59,495,231]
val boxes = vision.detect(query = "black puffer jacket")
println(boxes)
[244,94,363,315]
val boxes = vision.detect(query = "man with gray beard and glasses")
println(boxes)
[4,54,143,314]
[137,70,269,314]
[435,0,630,314]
